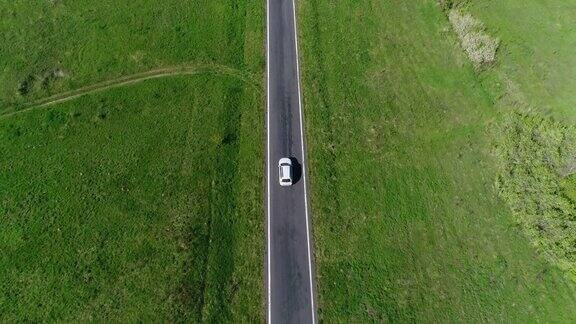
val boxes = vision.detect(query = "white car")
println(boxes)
[278,158,293,186]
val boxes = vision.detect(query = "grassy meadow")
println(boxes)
[463,1,576,121]
[298,0,576,322]
[459,0,576,286]
[0,0,264,321]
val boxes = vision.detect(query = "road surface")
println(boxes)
[266,0,317,323]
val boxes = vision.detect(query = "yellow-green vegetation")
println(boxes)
[0,1,264,321]
[298,0,576,322]
[494,113,576,278]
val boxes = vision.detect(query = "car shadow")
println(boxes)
[290,157,302,185]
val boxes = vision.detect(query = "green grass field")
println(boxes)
[0,1,264,321]
[298,0,576,322]
[2,0,576,321]
[464,1,576,121]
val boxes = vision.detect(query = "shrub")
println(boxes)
[494,112,576,279]
[448,9,499,68]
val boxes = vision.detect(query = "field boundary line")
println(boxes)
[1,63,259,119]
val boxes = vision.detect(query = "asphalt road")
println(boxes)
[266,0,317,323]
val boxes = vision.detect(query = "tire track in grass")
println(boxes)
[0,63,260,120]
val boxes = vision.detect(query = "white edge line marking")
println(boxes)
[266,0,272,321]
[291,0,317,323]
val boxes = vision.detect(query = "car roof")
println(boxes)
[280,164,291,178]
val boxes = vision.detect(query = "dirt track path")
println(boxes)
[0,63,258,119]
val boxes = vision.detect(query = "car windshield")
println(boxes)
[282,179,290,182]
